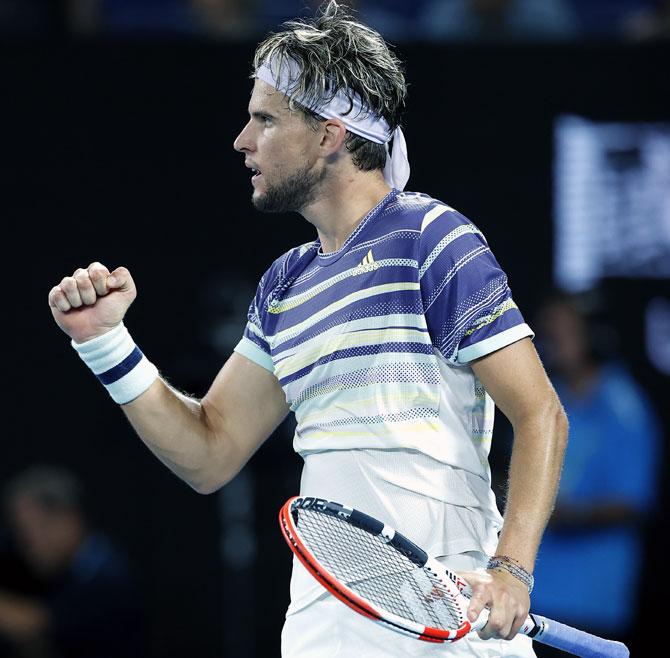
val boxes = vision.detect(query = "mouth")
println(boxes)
[247,163,262,184]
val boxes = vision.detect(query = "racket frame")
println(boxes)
[279,495,472,643]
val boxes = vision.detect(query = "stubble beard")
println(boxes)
[253,164,325,214]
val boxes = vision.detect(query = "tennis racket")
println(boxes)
[279,496,629,658]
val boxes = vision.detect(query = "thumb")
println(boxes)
[454,570,476,597]
[107,266,134,292]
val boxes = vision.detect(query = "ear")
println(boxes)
[319,118,347,156]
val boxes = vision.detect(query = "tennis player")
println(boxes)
[48,2,568,656]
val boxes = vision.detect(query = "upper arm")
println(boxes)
[470,337,564,429]
[418,208,532,365]
[200,351,290,473]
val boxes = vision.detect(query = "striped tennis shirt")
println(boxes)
[236,188,531,466]
[235,189,533,610]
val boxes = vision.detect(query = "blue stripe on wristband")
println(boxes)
[97,346,144,385]
[72,324,159,404]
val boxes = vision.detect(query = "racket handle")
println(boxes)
[529,614,629,658]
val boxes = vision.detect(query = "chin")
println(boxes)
[251,191,266,211]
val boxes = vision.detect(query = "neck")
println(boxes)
[300,168,392,254]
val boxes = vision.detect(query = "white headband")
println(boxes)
[256,58,410,191]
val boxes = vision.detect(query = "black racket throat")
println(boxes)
[290,496,429,567]
[280,496,470,643]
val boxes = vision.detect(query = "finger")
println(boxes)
[59,276,83,308]
[106,266,133,291]
[454,570,475,597]
[505,606,528,640]
[87,262,111,296]
[73,269,97,305]
[48,286,72,313]
[478,608,507,640]
[479,594,514,641]
[466,584,489,623]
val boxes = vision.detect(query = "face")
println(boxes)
[538,301,589,373]
[9,495,80,576]
[233,79,326,213]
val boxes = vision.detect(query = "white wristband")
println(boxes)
[71,323,159,404]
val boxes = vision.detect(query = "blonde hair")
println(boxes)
[253,1,407,171]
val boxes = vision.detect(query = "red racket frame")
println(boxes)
[279,496,472,643]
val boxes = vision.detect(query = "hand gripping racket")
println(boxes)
[279,496,629,658]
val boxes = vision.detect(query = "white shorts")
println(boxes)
[281,553,537,658]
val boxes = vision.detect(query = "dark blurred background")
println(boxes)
[1,1,668,657]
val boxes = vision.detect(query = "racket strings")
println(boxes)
[296,509,465,631]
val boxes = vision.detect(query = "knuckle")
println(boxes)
[48,288,62,305]
[89,262,107,275]
[74,271,91,285]
[60,277,75,291]
[487,618,504,632]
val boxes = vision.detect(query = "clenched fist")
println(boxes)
[48,262,137,344]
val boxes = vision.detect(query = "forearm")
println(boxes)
[49,264,287,494]
[495,398,569,571]
[121,378,239,494]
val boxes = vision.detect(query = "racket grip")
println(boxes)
[531,614,629,658]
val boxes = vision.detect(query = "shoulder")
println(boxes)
[253,240,318,304]
[267,241,318,282]
[387,191,481,238]
[391,192,489,271]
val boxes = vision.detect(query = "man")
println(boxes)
[48,2,568,656]
[530,295,659,654]
[0,466,143,658]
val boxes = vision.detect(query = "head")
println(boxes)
[4,466,86,577]
[536,293,616,377]
[233,1,407,213]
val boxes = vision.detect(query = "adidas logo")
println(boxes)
[352,249,380,276]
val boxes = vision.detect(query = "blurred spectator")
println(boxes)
[191,0,256,38]
[67,0,197,36]
[356,0,429,40]
[0,466,144,658]
[418,0,579,41]
[0,1,51,34]
[4,0,666,40]
[624,0,670,40]
[68,0,273,37]
[531,295,661,647]
[565,0,655,38]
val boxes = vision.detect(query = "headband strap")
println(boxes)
[256,58,410,190]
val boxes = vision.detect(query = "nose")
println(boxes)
[233,120,254,153]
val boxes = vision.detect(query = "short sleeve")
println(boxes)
[418,208,533,365]
[234,272,274,373]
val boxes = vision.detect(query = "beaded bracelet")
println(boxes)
[486,555,535,593]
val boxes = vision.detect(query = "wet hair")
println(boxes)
[252,1,407,171]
